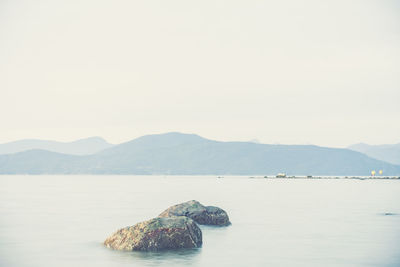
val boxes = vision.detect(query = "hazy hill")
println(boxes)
[0,132,399,175]
[348,143,400,165]
[0,137,114,155]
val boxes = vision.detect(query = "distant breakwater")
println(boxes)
[246,176,400,180]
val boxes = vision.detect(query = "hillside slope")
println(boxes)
[348,143,400,165]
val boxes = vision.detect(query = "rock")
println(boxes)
[104,216,202,251]
[159,200,231,226]
[383,212,397,216]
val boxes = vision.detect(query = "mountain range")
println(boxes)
[348,143,400,165]
[0,137,113,155]
[0,132,399,175]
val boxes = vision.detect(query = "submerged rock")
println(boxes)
[383,212,397,216]
[104,216,202,251]
[159,200,231,226]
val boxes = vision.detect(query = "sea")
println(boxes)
[0,175,399,267]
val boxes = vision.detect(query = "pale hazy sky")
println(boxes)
[1,0,399,147]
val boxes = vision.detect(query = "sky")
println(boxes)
[1,0,399,147]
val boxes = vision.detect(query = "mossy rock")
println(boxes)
[159,200,231,226]
[104,216,202,251]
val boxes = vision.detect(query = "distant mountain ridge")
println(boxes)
[0,132,399,175]
[0,137,114,155]
[348,142,400,165]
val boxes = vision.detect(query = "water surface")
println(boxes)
[0,175,399,266]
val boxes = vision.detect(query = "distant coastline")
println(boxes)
[257,175,400,180]
[0,132,399,176]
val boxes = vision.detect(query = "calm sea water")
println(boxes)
[0,175,399,267]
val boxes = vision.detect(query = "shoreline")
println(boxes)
[257,176,400,180]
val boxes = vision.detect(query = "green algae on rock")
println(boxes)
[104,216,202,251]
[159,200,231,226]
